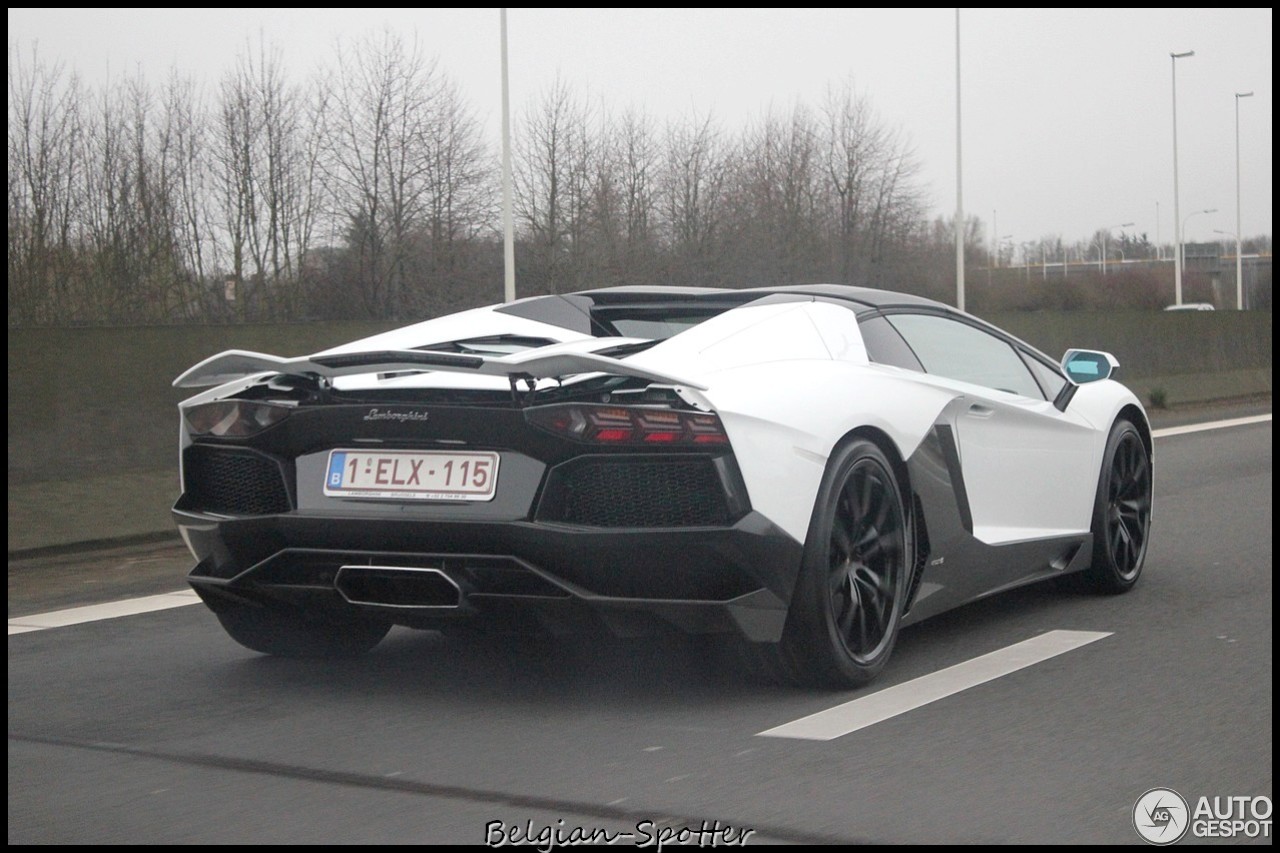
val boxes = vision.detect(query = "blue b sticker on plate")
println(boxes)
[327,452,347,488]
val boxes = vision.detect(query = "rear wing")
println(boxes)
[173,348,708,391]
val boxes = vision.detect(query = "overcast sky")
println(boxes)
[8,8,1273,248]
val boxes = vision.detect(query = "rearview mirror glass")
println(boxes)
[1061,349,1118,383]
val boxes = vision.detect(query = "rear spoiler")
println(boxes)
[173,348,708,391]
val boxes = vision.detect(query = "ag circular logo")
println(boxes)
[1134,788,1190,844]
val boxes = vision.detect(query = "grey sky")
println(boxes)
[8,7,1273,249]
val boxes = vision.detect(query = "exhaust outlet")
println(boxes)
[335,565,462,609]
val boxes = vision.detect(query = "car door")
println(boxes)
[881,312,1098,544]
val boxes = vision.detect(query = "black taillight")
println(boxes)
[183,400,291,437]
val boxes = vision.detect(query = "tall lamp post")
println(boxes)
[1100,221,1134,275]
[955,10,965,312]
[1170,50,1195,306]
[500,9,516,302]
[1233,91,1254,310]
[1181,207,1217,281]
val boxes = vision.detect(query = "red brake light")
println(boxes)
[687,414,730,445]
[527,404,729,447]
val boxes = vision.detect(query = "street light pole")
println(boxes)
[500,9,516,302]
[955,10,965,312]
[1234,91,1254,310]
[1100,221,1134,275]
[1170,50,1194,306]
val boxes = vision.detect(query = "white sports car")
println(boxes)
[172,285,1153,687]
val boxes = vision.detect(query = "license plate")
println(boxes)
[324,450,499,501]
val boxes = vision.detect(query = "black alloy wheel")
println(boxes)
[1084,418,1152,593]
[764,437,910,688]
[827,452,907,666]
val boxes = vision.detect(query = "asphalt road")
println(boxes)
[8,418,1273,844]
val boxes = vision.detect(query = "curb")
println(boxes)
[8,531,184,563]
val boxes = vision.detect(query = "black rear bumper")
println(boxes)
[176,508,802,642]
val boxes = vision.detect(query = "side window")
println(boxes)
[885,313,1045,399]
[859,315,924,372]
[1019,351,1068,400]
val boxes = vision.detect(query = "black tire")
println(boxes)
[213,602,391,658]
[1081,418,1152,594]
[763,438,911,688]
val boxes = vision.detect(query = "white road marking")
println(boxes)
[1153,413,1270,439]
[757,629,1112,741]
[7,590,200,636]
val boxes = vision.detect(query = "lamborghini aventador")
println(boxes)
[172,285,1153,687]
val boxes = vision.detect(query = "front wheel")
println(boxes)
[765,438,910,688]
[1081,418,1152,593]
[213,601,391,658]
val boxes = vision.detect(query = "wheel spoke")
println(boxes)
[854,569,890,628]
[854,524,879,555]
[1119,514,1144,551]
[1113,516,1133,565]
[829,563,852,597]
[877,528,902,559]
[1124,495,1149,517]
[1127,450,1148,484]
[837,596,858,639]
[1119,498,1148,522]
[831,517,855,562]
[832,568,857,635]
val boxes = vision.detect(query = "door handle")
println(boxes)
[966,403,994,418]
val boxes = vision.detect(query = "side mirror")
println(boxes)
[1061,349,1119,383]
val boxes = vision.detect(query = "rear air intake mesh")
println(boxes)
[539,457,730,527]
[184,445,291,515]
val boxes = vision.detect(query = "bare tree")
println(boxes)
[161,70,217,318]
[658,112,729,287]
[211,40,321,319]
[514,78,597,294]
[10,40,968,326]
[728,103,824,286]
[321,30,456,317]
[322,32,402,316]
[317,30,492,318]
[594,107,661,285]
[8,44,83,324]
[78,74,167,322]
[820,83,923,288]
[414,74,494,312]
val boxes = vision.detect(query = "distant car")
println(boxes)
[1164,302,1215,311]
[172,285,1154,688]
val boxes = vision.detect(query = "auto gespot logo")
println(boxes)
[1133,788,1273,844]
